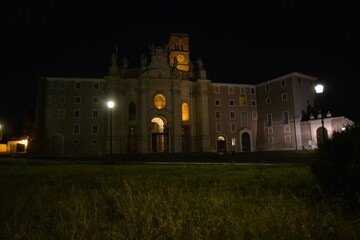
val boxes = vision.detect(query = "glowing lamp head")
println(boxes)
[314,84,324,94]
[107,101,115,109]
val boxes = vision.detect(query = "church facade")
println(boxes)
[34,33,352,157]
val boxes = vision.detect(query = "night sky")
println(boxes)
[2,1,359,136]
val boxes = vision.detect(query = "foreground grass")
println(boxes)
[0,159,359,239]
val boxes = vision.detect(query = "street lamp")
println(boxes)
[314,83,326,141]
[107,101,115,162]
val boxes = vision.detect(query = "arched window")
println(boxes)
[129,102,136,120]
[181,102,189,121]
[240,94,247,106]
[241,112,248,126]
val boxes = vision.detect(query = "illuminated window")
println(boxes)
[240,94,247,106]
[231,138,236,146]
[181,102,189,121]
[154,94,166,109]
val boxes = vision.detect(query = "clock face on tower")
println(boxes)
[176,54,185,63]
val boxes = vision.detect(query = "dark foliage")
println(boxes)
[309,123,360,198]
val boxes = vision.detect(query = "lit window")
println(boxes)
[240,94,247,106]
[182,102,189,121]
[154,94,166,109]
[231,138,236,146]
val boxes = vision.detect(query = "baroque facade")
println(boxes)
[34,33,352,157]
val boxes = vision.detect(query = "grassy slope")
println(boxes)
[0,159,359,239]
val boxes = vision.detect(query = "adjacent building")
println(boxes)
[33,33,352,157]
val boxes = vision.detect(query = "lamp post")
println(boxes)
[107,101,115,162]
[314,83,326,141]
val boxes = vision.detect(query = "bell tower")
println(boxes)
[168,33,190,71]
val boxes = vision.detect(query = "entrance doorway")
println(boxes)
[217,135,226,153]
[241,132,251,152]
[316,127,328,143]
[151,117,168,152]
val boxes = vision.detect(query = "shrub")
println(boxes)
[309,123,360,198]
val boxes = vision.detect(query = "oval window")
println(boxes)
[154,94,166,109]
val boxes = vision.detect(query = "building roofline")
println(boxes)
[46,77,105,82]
[211,82,256,87]
[257,72,318,86]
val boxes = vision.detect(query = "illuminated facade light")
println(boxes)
[107,101,115,109]
[314,84,324,94]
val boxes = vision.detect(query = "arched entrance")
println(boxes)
[50,134,64,157]
[217,135,226,153]
[241,132,251,152]
[151,116,169,152]
[316,127,328,143]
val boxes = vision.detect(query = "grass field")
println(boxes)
[0,158,359,239]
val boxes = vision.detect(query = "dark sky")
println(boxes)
[2,1,360,136]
